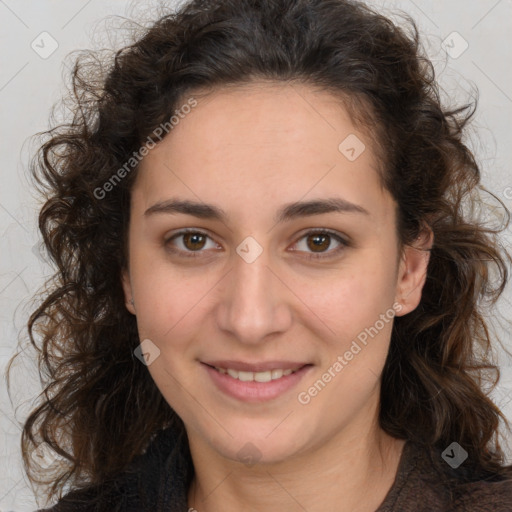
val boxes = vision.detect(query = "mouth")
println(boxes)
[203,363,307,382]
[201,361,314,402]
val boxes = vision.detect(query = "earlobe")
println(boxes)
[394,226,434,317]
[121,268,136,315]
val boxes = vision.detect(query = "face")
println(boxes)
[122,82,431,466]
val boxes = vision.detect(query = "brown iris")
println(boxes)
[307,233,331,252]
[183,232,207,251]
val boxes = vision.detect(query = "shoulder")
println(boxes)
[450,475,512,511]
[378,439,512,512]
[36,426,191,512]
[35,464,149,512]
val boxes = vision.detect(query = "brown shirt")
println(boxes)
[39,427,512,511]
[375,439,512,511]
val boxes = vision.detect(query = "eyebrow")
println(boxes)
[144,197,369,223]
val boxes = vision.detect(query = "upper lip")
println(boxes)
[202,360,311,372]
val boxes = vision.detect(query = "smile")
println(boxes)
[201,362,313,402]
[212,366,303,382]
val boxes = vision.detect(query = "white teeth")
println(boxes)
[214,366,301,382]
[237,371,254,382]
[226,368,238,379]
[255,371,272,382]
[271,369,283,380]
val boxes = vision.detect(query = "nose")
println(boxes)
[215,246,293,345]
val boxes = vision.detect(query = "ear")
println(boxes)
[394,225,434,317]
[121,267,136,315]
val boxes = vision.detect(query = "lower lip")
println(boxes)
[202,363,313,403]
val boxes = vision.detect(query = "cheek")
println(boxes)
[128,241,196,334]
[302,293,394,425]
[129,262,222,375]
[134,280,202,344]
[298,254,397,402]
[305,259,397,341]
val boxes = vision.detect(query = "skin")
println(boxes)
[121,81,433,512]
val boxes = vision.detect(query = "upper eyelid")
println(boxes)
[165,228,219,246]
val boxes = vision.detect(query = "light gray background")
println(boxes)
[1,0,512,510]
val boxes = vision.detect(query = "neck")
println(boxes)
[186,419,405,512]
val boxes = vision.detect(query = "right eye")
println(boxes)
[164,229,220,258]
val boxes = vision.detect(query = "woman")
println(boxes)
[7,0,512,510]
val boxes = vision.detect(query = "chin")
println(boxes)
[207,425,308,466]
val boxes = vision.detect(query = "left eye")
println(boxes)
[164,229,348,259]
[291,230,348,259]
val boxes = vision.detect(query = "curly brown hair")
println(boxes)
[6,0,512,505]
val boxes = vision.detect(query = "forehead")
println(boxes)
[168,81,377,163]
[132,82,394,224]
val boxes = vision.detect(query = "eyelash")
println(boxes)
[164,228,350,260]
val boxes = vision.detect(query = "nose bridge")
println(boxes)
[218,245,291,343]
